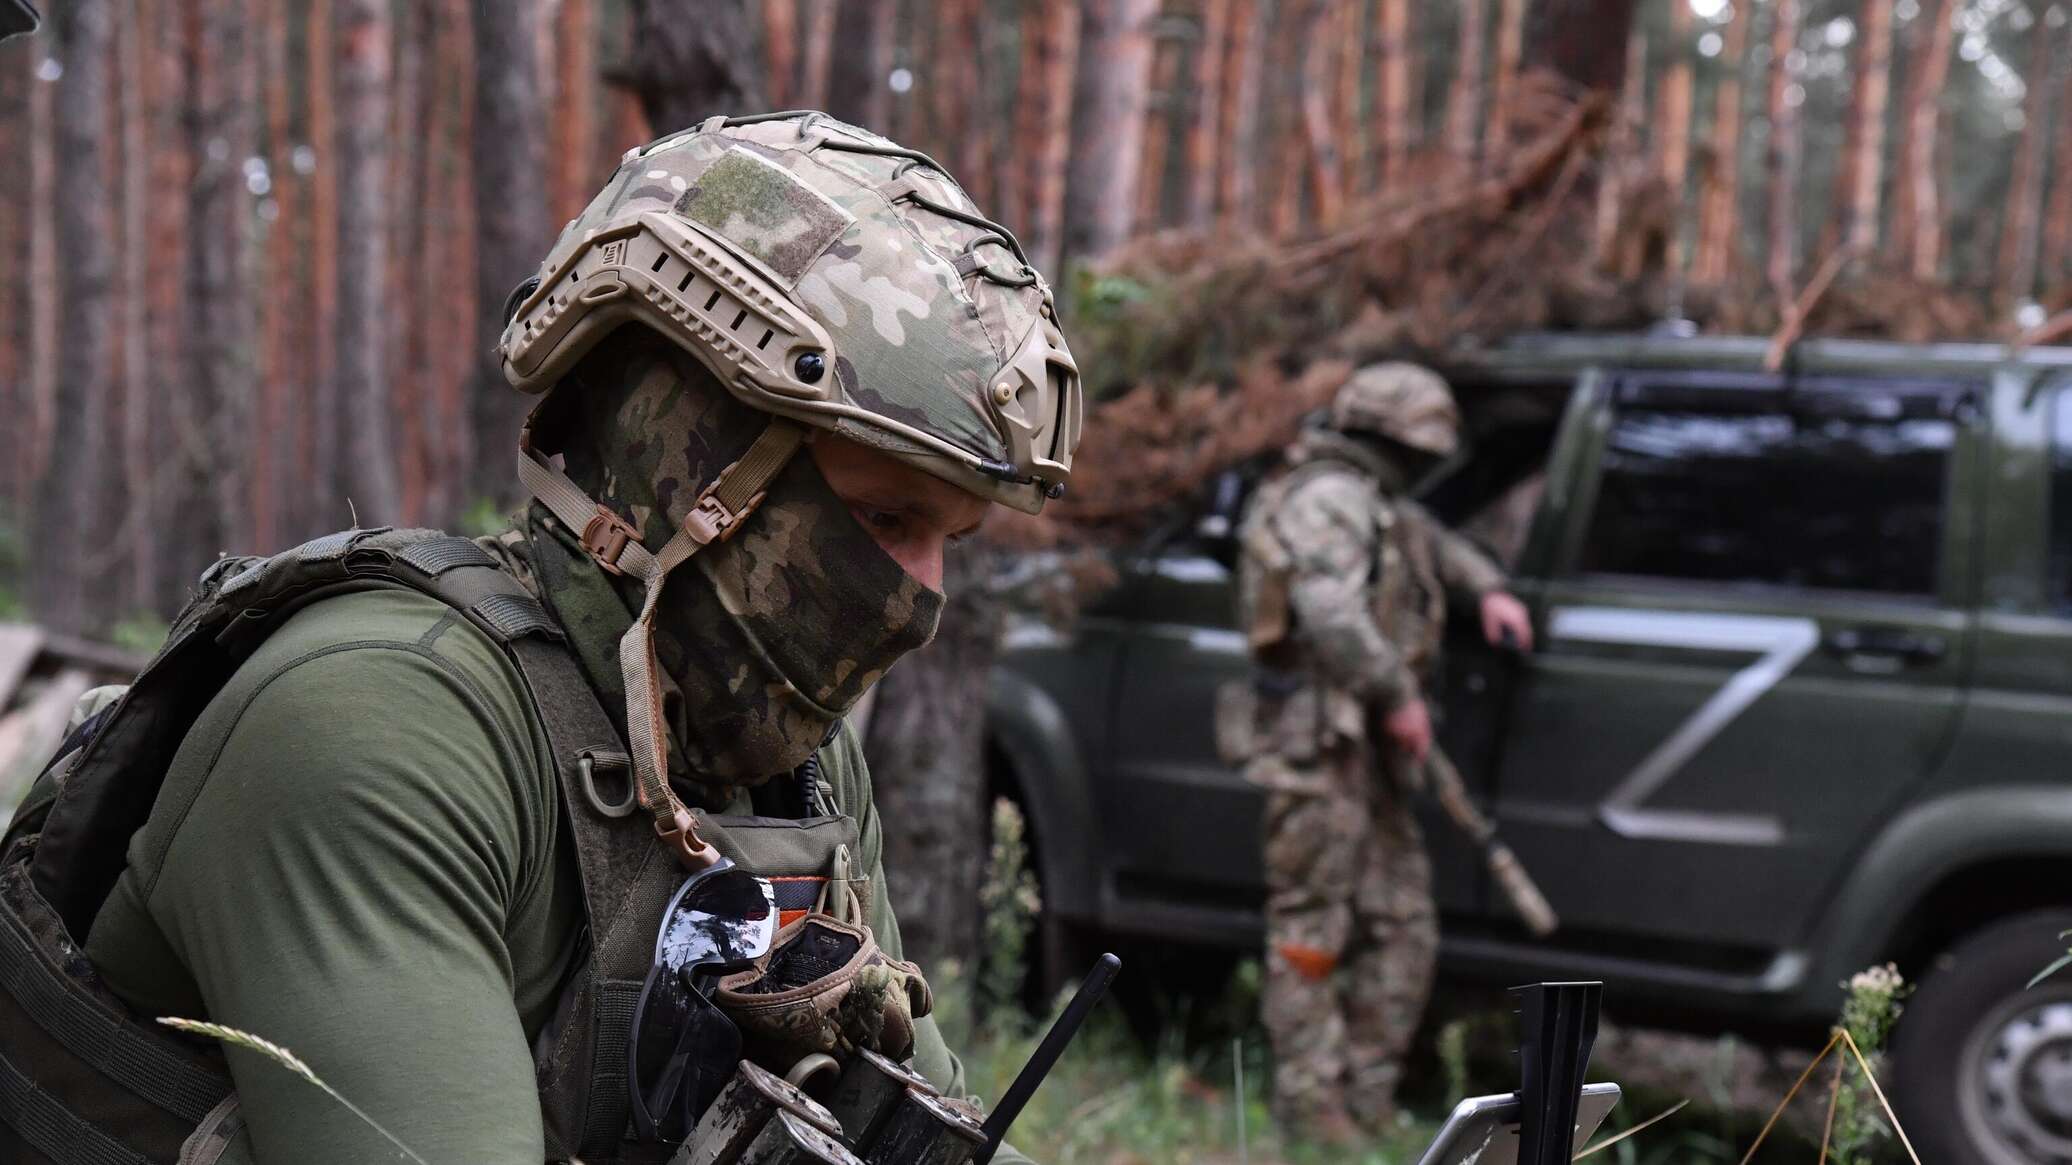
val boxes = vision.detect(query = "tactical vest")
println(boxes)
[1237,456,1446,679]
[0,527,869,1165]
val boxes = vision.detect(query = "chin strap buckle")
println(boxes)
[580,505,641,575]
[683,486,768,546]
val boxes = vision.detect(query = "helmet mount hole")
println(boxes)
[757,330,775,351]
[730,309,748,331]
[676,270,695,293]
[650,253,668,273]
[704,290,723,311]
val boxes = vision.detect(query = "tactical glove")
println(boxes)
[714,914,934,1071]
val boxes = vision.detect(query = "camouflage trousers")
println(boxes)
[1257,742,1436,1134]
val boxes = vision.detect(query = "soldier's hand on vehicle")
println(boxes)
[1383,697,1434,764]
[1480,591,1534,653]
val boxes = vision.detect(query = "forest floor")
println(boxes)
[940,966,1842,1165]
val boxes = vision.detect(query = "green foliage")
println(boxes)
[1829,964,1911,1165]
[458,497,514,539]
[108,613,170,657]
[0,513,24,621]
[977,797,1042,1031]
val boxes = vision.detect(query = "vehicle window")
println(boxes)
[1578,397,1955,596]
[2051,392,2072,608]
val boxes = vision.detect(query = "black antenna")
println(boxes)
[975,953,1121,1164]
[1513,981,1603,1165]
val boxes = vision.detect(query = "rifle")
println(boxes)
[1420,745,1558,938]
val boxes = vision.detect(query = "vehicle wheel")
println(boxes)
[1891,910,2072,1165]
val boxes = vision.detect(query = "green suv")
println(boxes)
[988,333,2072,1164]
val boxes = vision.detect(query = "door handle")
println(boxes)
[1821,626,1946,666]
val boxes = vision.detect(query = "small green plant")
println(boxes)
[977,796,1042,1030]
[108,612,170,657]
[158,1018,429,1164]
[1829,963,1911,1165]
[458,497,513,539]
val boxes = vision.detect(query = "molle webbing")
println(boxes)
[0,528,660,1164]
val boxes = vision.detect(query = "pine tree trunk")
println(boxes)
[34,0,116,632]
[1219,0,1261,225]
[1298,0,1344,223]
[336,0,402,524]
[120,0,156,603]
[1594,25,1647,270]
[145,0,192,602]
[616,0,763,132]
[307,0,342,529]
[1019,0,1079,279]
[763,0,798,109]
[552,0,598,226]
[1691,6,1750,286]
[1655,0,1694,232]
[1065,0,1159,262]
[177,0,254,580]
[1522,0,1641,92]
[1765,0,1803,300]
[437,0,479,528]
[1184,0,1230,227]
[1891,0,1953,280]
[1336,0,1365,195]
[0,42,24,519]
[1834,0,1895,253]
[24,39,54,521]
[1377,0,1414,184]
[826,0,894,131]
[1995,10,2055,309]
[1487,0,1525,152]
[861,550,1003,974]
[2042,23,2072,289]
[393,0,431,527]
[1446,0,1487,165]
[1136,26,1180,231]
[470,0,551,509]
[798,0,836,111]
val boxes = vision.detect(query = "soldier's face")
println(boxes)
[808,434,988,592]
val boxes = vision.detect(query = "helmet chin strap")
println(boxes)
[518,417,807,870]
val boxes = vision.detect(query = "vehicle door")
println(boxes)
[1095,499,1267,943]
[1489,369,1980,956]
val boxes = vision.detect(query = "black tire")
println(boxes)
[1890,909,2072,1165]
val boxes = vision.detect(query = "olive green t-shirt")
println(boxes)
[83,588,992,1164]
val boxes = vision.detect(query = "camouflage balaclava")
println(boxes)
[498,112,1081,869]
[530,331,941,791]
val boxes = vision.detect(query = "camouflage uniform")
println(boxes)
[1232,364,1505,1133]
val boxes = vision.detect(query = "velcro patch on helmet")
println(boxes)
[674,147,854,288]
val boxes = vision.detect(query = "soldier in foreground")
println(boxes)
[0,113,1075,1164]
[1231,364,1534,1140]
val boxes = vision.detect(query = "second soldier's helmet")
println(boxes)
[1328,362,1460,459]
[499,111,1081,514]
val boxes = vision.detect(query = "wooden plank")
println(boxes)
[0,623,46,711]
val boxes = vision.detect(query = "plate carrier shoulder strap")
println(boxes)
[0,527,679,1165]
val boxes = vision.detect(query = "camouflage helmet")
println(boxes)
[499,110,1081,515]
[1328,362,1460,458]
